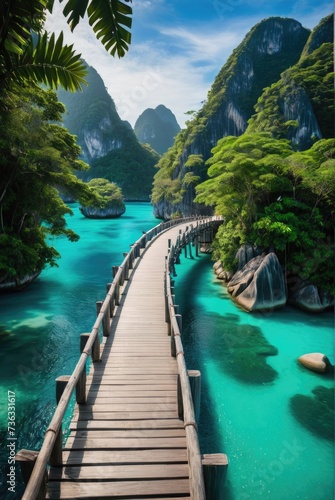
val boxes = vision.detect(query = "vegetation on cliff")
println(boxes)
[248,40,334,143]
[80,178,126,218]
[134,105,181,155]
[0,0,132,288]
[195,133,335,294]
[151,17,310,214]
[88,138,159,200]
[58,64,159,200]
[0,86,97,286]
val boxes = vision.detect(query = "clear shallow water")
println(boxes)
[0,207,333,499]
[174,253,334,500]
[0,202,157,498]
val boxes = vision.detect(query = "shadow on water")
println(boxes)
[290,386,334,441]
[174,254,281,499]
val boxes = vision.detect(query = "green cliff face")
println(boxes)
[134,105,180,155]
[57,64,159,200]
[248,15,334,148]
[151,16,333,218]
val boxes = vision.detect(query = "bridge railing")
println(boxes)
[164,220,228,500]
[16,215,224,500]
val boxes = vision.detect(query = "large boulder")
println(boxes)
[289,282,334,313]
[213,261,232,282]
[235,244,263,270]
[227,253,286,312]
[298,353,332,373]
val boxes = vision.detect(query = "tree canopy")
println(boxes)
[195,133,335,293]
[0,0,133,287]
[82,178,125,210]
[0,0,132,92]
[0,85,99,284]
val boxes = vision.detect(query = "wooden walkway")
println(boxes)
[47,223,192,499]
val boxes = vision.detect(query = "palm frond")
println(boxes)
[9,32,87,91]
[60,0,132,57]
[0,0,47,55]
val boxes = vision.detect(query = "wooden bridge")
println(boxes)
[17,217,227,499]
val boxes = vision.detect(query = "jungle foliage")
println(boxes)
[88,138,159,200]
[0,0,132,285]
[195,133,335,293]
[0,86,98,282]
[81,178,125,210]
[151,17,310,210]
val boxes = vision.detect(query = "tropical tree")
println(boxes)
[0,0,132,92]
[82,178,125,210]
[195,133,335,293]
[0,0,133,287]
[0,85,100,286]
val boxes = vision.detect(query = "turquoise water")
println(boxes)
[0,205,333,499]
[174,253,334,500]
[0,202,158,498]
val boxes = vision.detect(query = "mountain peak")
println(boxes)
[134,105,180,154]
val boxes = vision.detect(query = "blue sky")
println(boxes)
[45,1,333,128]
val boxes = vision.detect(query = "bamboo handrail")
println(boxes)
[20,215,222,500]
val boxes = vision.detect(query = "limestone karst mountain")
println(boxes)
[134,104,180,155]
[57,65,159,200]
[152,15,333,219]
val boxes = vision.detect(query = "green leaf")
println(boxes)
[87,0,132,57]
[12,32,88,91]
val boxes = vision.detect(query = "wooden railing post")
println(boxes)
[188,370,201,424]
[76,334,89,404]
[112,266,121,305]
[141,231,147,248]
[15,450,47,500]
[170,327,176,357]
[55,375,70,404]
[50,376,69,466]
[96,300,110,337]
[195,234,199,257]
[107,283,115,317]
[123,253,130,279]
[177,370,201,423]
[202,453,229,499]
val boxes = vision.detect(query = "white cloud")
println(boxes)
[44,4,244,128]
[44,1,332,129]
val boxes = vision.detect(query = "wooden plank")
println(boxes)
[85,396,176,404]
[64,437,186,450]
[72,411,179,420]
[49,463,189,481]
[92,367,178,373]
[70,419,184,430]
[46,479,190,499]
[77,403,177,412]
[62,448,188,465]
[86,386,177,393]
[67,429,186,439]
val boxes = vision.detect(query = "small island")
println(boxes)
[80,178,126,219]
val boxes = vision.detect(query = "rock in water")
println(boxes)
[289,283,334,313]
[80,205,125,219]
[298,353,331,373]
[227,253,286,312]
